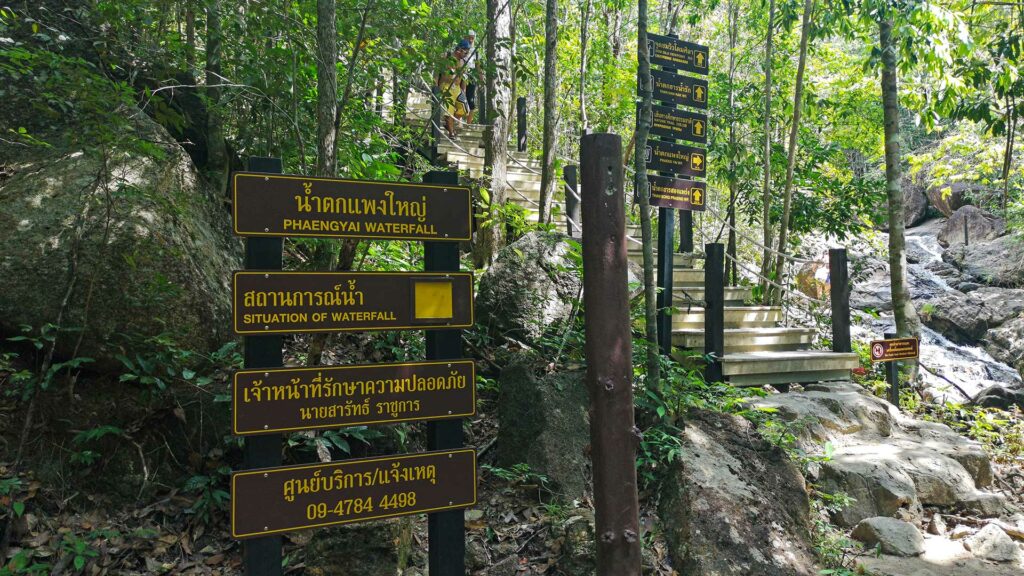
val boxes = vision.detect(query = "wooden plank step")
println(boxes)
[672,285,752,305]
[673,327,815,353]
[672,306,782,330]
[721,351,859,387]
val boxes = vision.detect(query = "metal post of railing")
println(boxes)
[564,165,581,237]
[430,86,442,163]
[829,248,851,353]
[656,209,675,355]
[517,97,527,152]
[704,243,725,383]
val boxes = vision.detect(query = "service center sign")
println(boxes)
[233,172,472,241]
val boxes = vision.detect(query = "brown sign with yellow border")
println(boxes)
[647,175,706,211]
[645,104,708,144]
[232,172,472,241]
[233,360,476,436]
[232,271,474,334]
[231,449,476,539]
[644,140,707,178]
[870,337,920,363]
[647,34,710,75]
[649,69,708,109]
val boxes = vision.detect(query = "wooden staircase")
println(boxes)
[405,92,857,388]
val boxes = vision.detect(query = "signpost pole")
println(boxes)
[422,170,466,576]
[704,243,725,383]
[829,248,851,353]
[885,331,900,408]
[241,156,284,576]
[656,208,675,354]
[580,133,641,576]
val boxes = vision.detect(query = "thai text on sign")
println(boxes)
[647,34,710,75]
[870,337,920,363]
[233,360,476,435]
[647,175,706,211]
[648,69,708,109]
[644,140,707,178]
[232,271,474,334]
[232,172,472,241]
[231,449,477,539]
[645,104,708,144]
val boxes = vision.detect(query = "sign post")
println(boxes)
[230,167,475,576]
[870,333,920,407]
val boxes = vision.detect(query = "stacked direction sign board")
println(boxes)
[642,33,709,211]
[230,169,475,575]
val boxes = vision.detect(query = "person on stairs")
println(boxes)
[437,40,470,138]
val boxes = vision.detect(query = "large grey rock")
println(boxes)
[476,232,581,345]
[985,316,1024,374]
[659,409,818,576]
[922,288,1024,344]
[963,524,1020,562]
[751,382,999,527]
[974,385,1024,411]
[852,517,926,557]
[937,206,1007,247]
[905,175,930,228]
[496,358,589,500]
[927,181,976,217]
[0,114,240,366]
[943,234,1024,288]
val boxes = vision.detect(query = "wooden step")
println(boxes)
[672,285,752,305]
[673,327,815,353]
[672,306,781,330]
[720,351,859,387]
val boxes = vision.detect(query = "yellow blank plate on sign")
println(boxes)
[414,281,453,320]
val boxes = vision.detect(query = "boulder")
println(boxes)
[943,234,1024,288]
[937,206,1007,247]
[851,517,926,557]
[905,175,930,228]
[973,385,1024,411]
[921,288,1024,344]
[476,232,581,345]
[751,382,1000,527]
[985,316,1024,373]
[0,114,241,367]
[963,524,1020,562]
[659,409,818,576]
[927,181,975,217]
[496,358,589,500]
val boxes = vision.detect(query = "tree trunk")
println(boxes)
[759,0,776,299]
[205,0,228,194]
[185,0,195,71]
[879,18,922,339]
[579,0,591,132]
[770,0,813,306]
[726,0,738,286]
[480,0,513,266]
[539,0,558,224]
[636,0,659,389]
[1002,94,1015,213]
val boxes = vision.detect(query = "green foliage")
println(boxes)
[481,463,551,490]
[4,324,93,400]
[183,466,232,525]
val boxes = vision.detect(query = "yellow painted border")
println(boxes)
[231,271,475,335]
[232,360,477,435]
[232,172,473,241]
[231,449,477,539]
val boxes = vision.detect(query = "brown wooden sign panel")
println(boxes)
[231,449,477,539]
[870,337,920,363]
[232,172,472,241]
[233,360,476,435]
[647,175,706,211]
[644,104,708,144]
[647,34,710,75]
[644,140,707,178]
[649,69,708,109]
[233,271,474,335]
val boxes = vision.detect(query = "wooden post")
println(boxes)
[242,156,284,576]
[422,170,466,576]
[516,96,527,152]
[885,331,900,407]
[678,210,694,255]
[580,133,641,576]
[564,165,581,237]
[829,248,851,353]
[656,208,675,354]
[964,217,969,246]
[704,243,725,383]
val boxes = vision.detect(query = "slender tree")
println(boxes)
[771,0,814,305]
[879,15,922,338]
[635,0,660,389]
[579,0,591,132]
[480,0,513,265]
[726,0,739,285]
[539,0,558,223]
[205,0,227,194]
[759,0,776,298]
